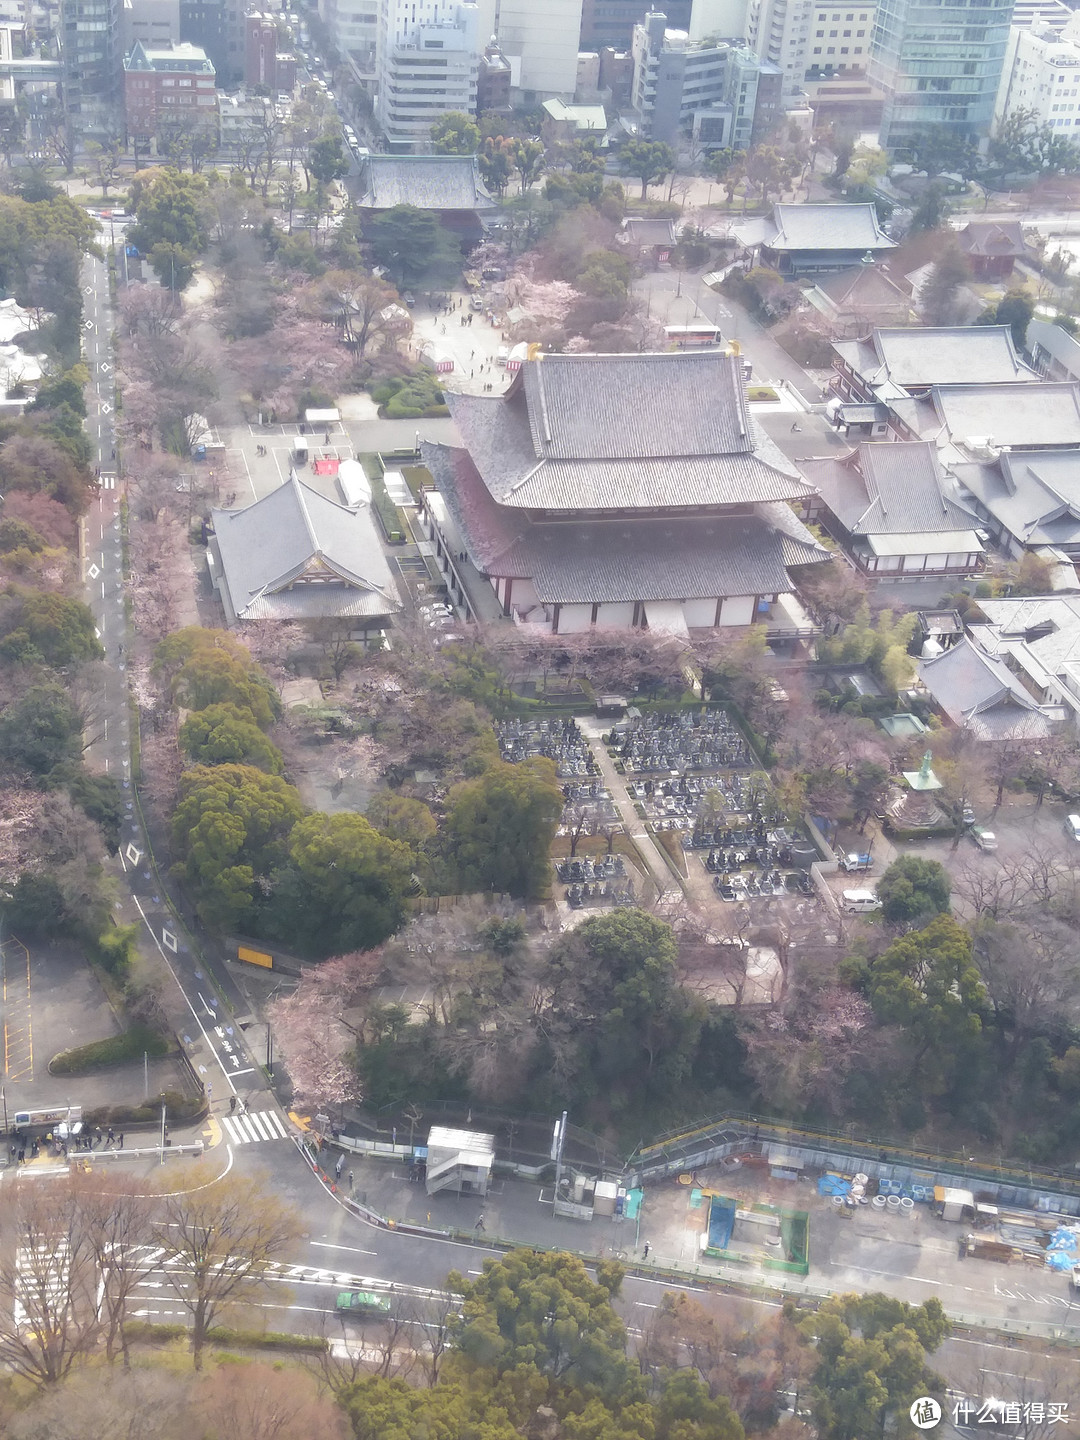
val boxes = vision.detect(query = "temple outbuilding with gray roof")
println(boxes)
[208,474,400,637]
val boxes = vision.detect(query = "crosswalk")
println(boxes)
[222,1108,290,1145]
[14,1241,69,1328]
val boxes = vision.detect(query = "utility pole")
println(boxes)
[552,1110,568,1199]
[159,1098,167,1165]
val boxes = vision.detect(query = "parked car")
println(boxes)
[970,825,998,852]
[470,294,484,311]
[842,889,881,914]
[1065,813,1080,842]
[838,851,872,873]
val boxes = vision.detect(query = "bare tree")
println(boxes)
[196,1360,346,1440]
[73,1174,157,1366]
[153,1170,301,1369]
[946,1343,1080,1439]
[0,1178,102,1387]
[7,1368,191,1440]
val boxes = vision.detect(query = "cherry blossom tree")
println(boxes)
[267,950,383,1110]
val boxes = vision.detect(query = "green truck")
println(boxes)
[335,1289,392,1317]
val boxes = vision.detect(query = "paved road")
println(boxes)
[78,235,274,1116]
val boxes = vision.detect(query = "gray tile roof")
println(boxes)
[952,449,1080,550]
[800,440,981,538]
[356,154,496,211]
[834,326,1037,391]
[422,441,827,605]
[446,352,815,511]
[957,220,1027,259]
[977,596,1080,675]
[761,203,896,254]
[211,474,400,622]
[918,636,1050,740]
[623,218,677,246]
[894,381,1080,449]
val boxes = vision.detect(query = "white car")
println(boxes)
[970,826,998,853]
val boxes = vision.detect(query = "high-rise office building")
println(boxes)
[471,0,584,101]
[805,0,875,79]
[869,0,1013,151]
[992,1,1073,131]
[375,0,479,152]
[745,0,814,100]
[631,10,777,149]
[320,0,379,82]
[60,0,124,136]
[178,0,242,86]
[579,0,690,52]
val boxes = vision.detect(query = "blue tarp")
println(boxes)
[818,1174,852,1197]
[707,1196,736,1251]
[1045,1225,1080,1271]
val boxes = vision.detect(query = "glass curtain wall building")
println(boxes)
[869,0,1014,152]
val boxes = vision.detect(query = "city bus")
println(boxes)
[665,324,723,348]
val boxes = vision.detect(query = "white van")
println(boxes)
[292,435,308,465]
[842,889,881,914]
[1066,814,1080,842]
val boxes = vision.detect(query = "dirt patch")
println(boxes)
[284,730,384,815]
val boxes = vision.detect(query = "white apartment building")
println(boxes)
[994,6,1080,132]
[375,0,479,151]
[805,0,873,78]
[320,0,379,80]
[688,0,750,40]
[472,0,583,101]
[745,0,813,99]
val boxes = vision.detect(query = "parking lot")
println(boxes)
[0,939,187,1117]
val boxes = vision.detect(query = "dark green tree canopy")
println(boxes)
[179,702,284,773]
[171,763,305,930]
[876,856,951,927]
[0,588,102,668]
[431,111,480,154]
[282,810,416,956]
[619,139,675,198]
[445,756,563,900]
[0,682,82,775]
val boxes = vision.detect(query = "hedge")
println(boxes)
[50,1024,171,1076]
[122,1319,328,1353]
[85,1088,205,1127]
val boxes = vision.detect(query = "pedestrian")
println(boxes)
[643,1240,651,1259]
[18,1146,25,1164]
[229,1095,237,1113]
[94,1126,103,1147]
[791,422,800,432]
[117,1132,124,1149]
[475,1211,485,1232]
[106,1127,114,1145]
[325,430,331,445]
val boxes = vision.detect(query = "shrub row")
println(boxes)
[50,1023,172,1075]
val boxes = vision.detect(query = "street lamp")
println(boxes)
[159,1095,167,1165]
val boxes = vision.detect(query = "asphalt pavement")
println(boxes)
[78,233,274,1120]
